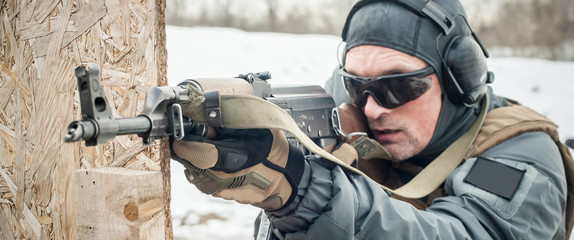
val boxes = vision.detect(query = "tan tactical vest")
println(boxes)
[358,102,574,238]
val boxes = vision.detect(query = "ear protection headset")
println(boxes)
[341,0,494,106]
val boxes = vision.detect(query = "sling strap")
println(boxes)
[181,88,488,199]
[181,81,572,236]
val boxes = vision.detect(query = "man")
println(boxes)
[172,0,573,239]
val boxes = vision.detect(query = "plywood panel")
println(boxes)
[0,0,171,238]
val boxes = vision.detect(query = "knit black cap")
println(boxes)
[342,0,472,85]
[340,0,493,160]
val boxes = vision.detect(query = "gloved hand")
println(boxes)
[171,128,305,211]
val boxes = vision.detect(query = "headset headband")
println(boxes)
[342,0,456,40]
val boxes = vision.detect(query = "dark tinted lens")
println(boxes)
[341,67,433,109]
[342,76,364,106]
[367,77,431,109]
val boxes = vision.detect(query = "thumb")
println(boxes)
[172,141,219,169]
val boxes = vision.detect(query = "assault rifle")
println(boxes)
[64,63,343,153]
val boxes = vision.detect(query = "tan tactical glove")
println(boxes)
[171,128,305,211]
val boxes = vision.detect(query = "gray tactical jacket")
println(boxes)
[254,69,568,239]
[261,131,566,239]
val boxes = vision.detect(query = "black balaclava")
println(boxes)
[341,0,504,161]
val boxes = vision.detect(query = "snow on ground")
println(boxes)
[166,26,574,240]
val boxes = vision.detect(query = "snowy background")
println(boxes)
[166,26,574,239]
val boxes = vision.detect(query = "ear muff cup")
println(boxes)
[442,36,489,106]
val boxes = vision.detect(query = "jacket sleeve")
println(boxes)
[265,132,567,239]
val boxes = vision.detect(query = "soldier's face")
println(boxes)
[344,45,442,161]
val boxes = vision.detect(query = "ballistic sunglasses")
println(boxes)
[340,66,434,109]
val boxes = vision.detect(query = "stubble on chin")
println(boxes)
[373,120,424,161]
[384,136,422,161]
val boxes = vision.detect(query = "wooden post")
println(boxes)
[0,0,172,239]
[76,168,165,239]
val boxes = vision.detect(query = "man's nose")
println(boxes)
[363,95,392,119]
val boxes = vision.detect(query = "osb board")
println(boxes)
[0,0,171,239]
